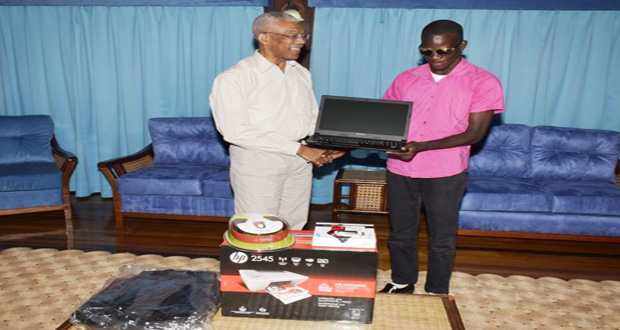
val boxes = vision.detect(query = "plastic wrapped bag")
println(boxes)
[70,265,220,330]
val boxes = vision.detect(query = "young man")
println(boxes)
[210,12,343,230]
[380,20,505,294]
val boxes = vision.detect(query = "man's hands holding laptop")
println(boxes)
[386,141,422,161]
[301,137,419,166]
[301,138,420,165]
[297,145,346,167]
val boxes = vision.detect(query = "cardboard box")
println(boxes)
[312,222,377,248]
[220,231,378,323]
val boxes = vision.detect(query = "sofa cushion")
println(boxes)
[117,166,203,196]
[0,115,55,165]
[530,126,620,182]
[468,124,532,178]
[116,165,232,198]
[461,176,552,212]
[199,169,234,199]
[459,210,620,236]
[0,189,63,210]
[149,117,229,167]
[0,163,62,191]
[120,194,233,217]
[538,180,620,216]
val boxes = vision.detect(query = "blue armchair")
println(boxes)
[0,115,77,220]
[98,117,233,227]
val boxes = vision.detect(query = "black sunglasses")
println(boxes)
[418,41,463,57]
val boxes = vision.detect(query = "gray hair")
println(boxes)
[252,12,299,36]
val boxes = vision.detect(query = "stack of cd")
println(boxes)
[224,214,295,252]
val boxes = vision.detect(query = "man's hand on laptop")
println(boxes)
[297,145,332,167]
[387,141,420,161]
[321,149,346,163]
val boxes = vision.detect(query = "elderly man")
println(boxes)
[210,12,343,230]
[380,20,505,294]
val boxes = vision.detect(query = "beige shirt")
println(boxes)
[210,51,318,156]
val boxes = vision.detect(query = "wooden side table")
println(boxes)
[332,169,388,221]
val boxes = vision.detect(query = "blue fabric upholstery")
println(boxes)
[149,117,230,167]
[117,165,232,198]
[0,189,63,210]
[469,124,532,178]
[118,166,203,196]
[112,117,233,220]
[461,124,620,237]
[539,180,620,216]
[121,195,233,217]
[199,167,234,199]
[461,177,551,212]
[0,115,55,165]
[0,163,62,191]
[0,115,72,213]
[530,126,620,183]
[459,211,620,237]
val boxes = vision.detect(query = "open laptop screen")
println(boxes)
[316,95,412,140]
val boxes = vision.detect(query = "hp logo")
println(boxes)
[230,251,249,264]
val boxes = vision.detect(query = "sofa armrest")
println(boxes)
[51,136,77,161]
[97,144,154,181]
[51,136,78,220]
[97,144,154,228]
[51,136,78,182]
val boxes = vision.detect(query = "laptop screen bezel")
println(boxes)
[313,95,413,142]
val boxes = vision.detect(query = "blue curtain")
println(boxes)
[1,1,270,5]
[308,0,619,11]
[309,8,620,204]
[3,5,619,204]
[0,5,262,197]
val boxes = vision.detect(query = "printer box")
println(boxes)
[312,222,377,248]
[220,231,378,323]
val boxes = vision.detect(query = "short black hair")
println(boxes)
[421,20,463,42]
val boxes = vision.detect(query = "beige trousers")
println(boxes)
[229,145,312,230]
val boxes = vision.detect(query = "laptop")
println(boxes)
[305,95,413,151]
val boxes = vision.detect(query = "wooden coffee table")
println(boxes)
[57,293,464,330]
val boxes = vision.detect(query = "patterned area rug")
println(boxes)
[0,248,618,330]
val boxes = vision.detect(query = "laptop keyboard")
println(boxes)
[313,135,403,150]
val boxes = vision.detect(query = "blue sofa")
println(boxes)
[98,117,233,227]
[0,115,77,220]
[458,124,620,242]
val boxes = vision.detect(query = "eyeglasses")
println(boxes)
[263,32,311,41]
[418,41,463,57]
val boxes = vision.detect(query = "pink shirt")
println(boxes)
[384,58,505,178]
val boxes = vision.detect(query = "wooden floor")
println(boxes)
[1,194,619,281]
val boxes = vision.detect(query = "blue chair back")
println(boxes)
[530,126,620,182]
[469,124,532,178]
[149,117,229,167]
[0,115,55,165]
